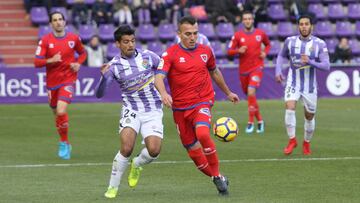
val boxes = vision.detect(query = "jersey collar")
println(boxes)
[179,43,198,51]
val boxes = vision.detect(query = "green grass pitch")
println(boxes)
[0,98,359,203]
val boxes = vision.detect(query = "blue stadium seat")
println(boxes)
[277,22,295,38]
[98,24,115,42]
[137,24,157,42]
[30,7,49,25]
[314,21,334,38]
[215,23,234,41]
[267,4,287,21]
[158,23,176,42]
[210,40,225,58]
[328,3,346,21]
[257,22,277,38]
[79,24,97,42]
[198,23,216,40]
[336,21,354,38]
[348,3,360,21]
[308,4,327,20]
[147,41,164,56]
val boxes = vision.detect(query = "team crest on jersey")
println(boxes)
[68,41,75,48]
[142,59,150,69]
[200,54,208,63]
[49,43,54,48]
[199,108,210,116]
[179,57,185,63]
[256,35,262,42]
[241,38,245,42]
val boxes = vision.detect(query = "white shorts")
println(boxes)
[119,107,164,139]
[284,85,317,113]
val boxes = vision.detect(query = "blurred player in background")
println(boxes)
[227,11,270,134]
[34,12,87,160]
[155,16,239,196]
[95,25,164,199]
[275,14,330,155]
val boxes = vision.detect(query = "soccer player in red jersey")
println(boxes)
[227,11,271,134]
[34,12,87,160]
[155,16,239,196]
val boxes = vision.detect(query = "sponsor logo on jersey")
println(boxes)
[68,41,75,48]
[200,54,208,63]
[199,108,210,116]
[256,35,262,42]
[179,57,185,63]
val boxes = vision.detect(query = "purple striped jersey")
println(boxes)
[99,49,162,112]
[279,35,328,93]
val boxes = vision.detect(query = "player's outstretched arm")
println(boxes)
[210,67,239,103]
[95,64,113,98]
[154,73,172,108]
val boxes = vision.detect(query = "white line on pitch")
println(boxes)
[0,157,359,169]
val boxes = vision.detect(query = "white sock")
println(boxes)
[109,151,129,188]
[285,109,296,139]
[304,118,315,142]
[133,148,157,168]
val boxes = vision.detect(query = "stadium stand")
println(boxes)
[0,0,360,67]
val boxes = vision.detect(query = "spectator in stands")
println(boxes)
[113,0,133,25]
[171,0,191,26]
[92,0,112,25]
[243,0,268,27]
[72,0,89,27]
[150,0,167,26]
[205,0,241,25]
[333,37,352,64]
[85,35,105,67]
[284,0,315,21]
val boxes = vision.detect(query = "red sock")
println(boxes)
[195,126,220,176]
[255,102,263,122]
[188,148,213,177]
[248,95,257,123]
[56,114,69,143]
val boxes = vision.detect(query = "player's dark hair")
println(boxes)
[114,25,135,42]
[297,14,313,25]
[242,10,253,18]
[178,16,197,26]
[49,11,65,22]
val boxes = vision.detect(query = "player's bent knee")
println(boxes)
[120,146,134,157]
[147,145,161,157]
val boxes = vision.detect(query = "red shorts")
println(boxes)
[239,69,263,94]
[48,84,75,108]
[173,104,212,148]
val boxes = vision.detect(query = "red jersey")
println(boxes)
[34,32,87,89]
[227,28,270,74]
[157,44,216,110]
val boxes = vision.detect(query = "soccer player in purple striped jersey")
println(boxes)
[275,14,330,155]
[95,25,163,199]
